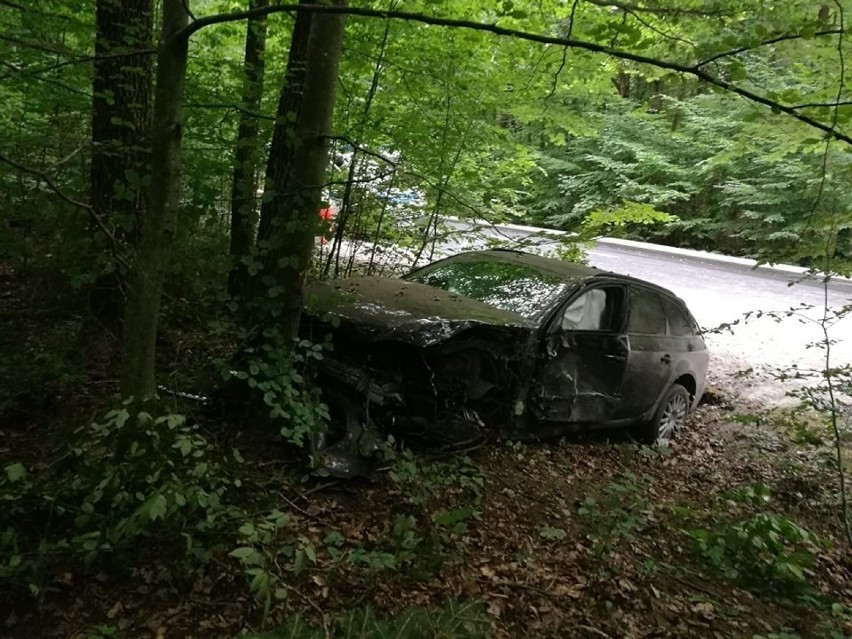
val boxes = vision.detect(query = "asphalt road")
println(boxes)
[436,218,852,384]
[587,241,852,327]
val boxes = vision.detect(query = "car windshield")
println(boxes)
[405,257,570,319]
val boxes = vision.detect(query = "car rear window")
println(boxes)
[406,258,569,319]
[664,299,695,336]
[628,287,667,335]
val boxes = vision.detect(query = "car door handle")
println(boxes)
[661,354,672,364]
[605,353,627,361]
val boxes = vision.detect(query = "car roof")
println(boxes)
[432,249,685,302]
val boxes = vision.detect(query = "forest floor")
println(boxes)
[2,268,852,639]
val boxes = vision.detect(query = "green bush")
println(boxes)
[690,512,817,592]
[0,407,236,594]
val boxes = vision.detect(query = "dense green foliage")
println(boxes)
[526,95,852,266]
[4,1,851,284]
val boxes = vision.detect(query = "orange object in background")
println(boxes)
[318,206,334,244]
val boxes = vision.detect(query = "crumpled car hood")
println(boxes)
[305,276,536,346]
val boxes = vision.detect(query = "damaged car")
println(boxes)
[301,249,708,476]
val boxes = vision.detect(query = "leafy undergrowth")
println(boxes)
[3,390,852,639]
[247,601,492,639]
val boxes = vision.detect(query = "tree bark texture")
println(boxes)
[228,0,270,299]
[90,0,153,236]
[85,0,153,342]
[258,0,347,339]
[255,0,315,245]
[120,0,190,401]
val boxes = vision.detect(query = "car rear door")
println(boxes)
[617,285,677,419]
[534,284,629,424]
[661,295,709,403]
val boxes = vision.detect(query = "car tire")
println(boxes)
[636,383,691,445]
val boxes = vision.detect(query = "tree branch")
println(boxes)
[10,73,92,98]
[324,135,397,166]
[0,34,156,82]
[0,33,79,57]
[184,101,275,120]
[696,29,842,68]
[790,100,852,110]
[324,171,395,187]
[4,49,158,80]
[581,0,731,17]
[619,5,696,48]
[543,0,578,106]
[179,4,852,146]
[0,152,127,264]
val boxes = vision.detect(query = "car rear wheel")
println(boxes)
[636,383,690,445]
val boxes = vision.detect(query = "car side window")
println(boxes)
[560,286,623,332]
[628,287,667,335]
[664,299,694,336]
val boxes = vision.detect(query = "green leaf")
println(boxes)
[149,494,167,521]
[114,409,130,428]
[229,546,260,565]
[176,437,193,457]
[539,525,568,541]
[323,530,344,547]
[294,548,308,574]
[249,569,269,595]
[434,507,475,526]
[4,463,26,483]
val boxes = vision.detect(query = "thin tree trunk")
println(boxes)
[326,154,359,278]
[120,0,190,401]
[322,17,391,278]
[367,167,397,275]
[819,276,852,547]
[228,0,269,299]
[259,1,347,340]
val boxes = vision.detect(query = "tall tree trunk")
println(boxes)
[257,0,346,339]
[120,0,190,401]
[255,0,315,245]
[91,0,153,235]
[228,0,269,299]
[85,0,153,341]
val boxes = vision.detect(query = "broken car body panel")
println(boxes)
[302,250,709,476]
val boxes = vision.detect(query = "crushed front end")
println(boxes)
[301,277,536,476]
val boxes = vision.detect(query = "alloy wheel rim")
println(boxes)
[658,393,688,443]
